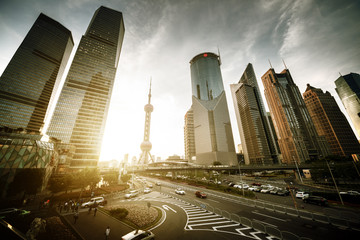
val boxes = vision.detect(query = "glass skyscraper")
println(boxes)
[230,63,279,165]
[0,13,74,133]
[46,6,125,168]
[303,84,360,157]
[335,73,360,138]
[261,68,331,164]
[189,52,237,166]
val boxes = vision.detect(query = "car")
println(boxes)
[144,188,151,194]
[175,188,185,195]
[295,192,309,199]
[121,229,155,240]
[125,190,139,199]
[0,208,31,218]
[253,187,262,192]
[340,190,360,196]
[252,182,262,186]
[195,191,207,198]
[270,188,279,195]
[81,197,106,208]
[155,182,161,186]
[277,190,290,196]
[248,186,256,191]
[260,188,271,193]
[147,183,153,188]
[303,196,328,206]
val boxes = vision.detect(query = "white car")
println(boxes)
[295,192,310,199]
[121,229,155,240]
[144,188,151,194]
[125,190,139,199]
[340,190,360,195]
[175,188,185,195]
[81,197,106,208]
[148,183,153,188]
[260,188,271,193]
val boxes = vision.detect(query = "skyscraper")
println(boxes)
[335,73,360,138]
[184,107,196,162]
[304,84,360,157]
[261,68,330,164]
[46,6,125,168]
[0,13,73,133]
[189,52,237,166]
[230,63,279,165]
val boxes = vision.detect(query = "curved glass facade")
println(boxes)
[190,52,224,100]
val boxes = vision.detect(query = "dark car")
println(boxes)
[303,196,328,206]
[277,190,290,196]
[195,191,207,198]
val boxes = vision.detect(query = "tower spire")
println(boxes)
[148,77,152,104]
[282,58,288,69]
[268,59,273,69]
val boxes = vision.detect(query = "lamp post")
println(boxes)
[237,161,245,196]
[325,159,344,205]
[293,156,303,184]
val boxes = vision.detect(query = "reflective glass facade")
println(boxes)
[189,52,237,166]
[0,131,57,197]
[46,6,125,168]
[261,68,331,164]
[231,64,278,165]
[190,53,224,100]
[0,13,74,133]
[335,73,360,138]
[304,84,360,157]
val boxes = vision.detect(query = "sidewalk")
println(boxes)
[62,208,133,240]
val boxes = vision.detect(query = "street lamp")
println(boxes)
[237,161,245,196]
[293,156,303,184]
[325,158,344,205]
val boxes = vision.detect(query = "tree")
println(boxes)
[120,174,131,183]
[48,174,74,193]
[73,168,101,191]
[102,171,119,186]
[7,169,43,198]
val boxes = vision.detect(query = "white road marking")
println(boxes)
[188,220,232,227]
[188,217,225,223]
[252,210,286,222]
[162,205,177,213]
[207,199,220,203]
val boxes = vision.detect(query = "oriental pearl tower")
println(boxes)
[139,80,155,164]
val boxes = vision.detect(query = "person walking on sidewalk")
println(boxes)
[94,206,97,216]
[73,211,79,224]
[105,226,110,239]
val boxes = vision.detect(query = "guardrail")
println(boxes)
[158,179,360,232]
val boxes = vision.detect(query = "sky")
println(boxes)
[0,0,359,163]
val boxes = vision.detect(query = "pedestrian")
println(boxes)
[94,207,97,216]
[59,204,63,213]
[73,211,79,224]
[105,226,110,240]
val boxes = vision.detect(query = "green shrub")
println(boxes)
[109,208,129,219]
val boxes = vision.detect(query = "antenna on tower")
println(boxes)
[217,46,222,65]
[268,59,273,69]
[148,77,152,104]
[282,58,288,69]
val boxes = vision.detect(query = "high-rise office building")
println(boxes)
[304,84,360,156]
[261,68,330,164]
[230,63,279,165]
[0,13,73,133]
[184,107,196,162]
[189,52,237,166]
[46,6,125,169]
[335,73,360,138]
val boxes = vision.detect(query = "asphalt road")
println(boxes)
[63,177,360,240]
